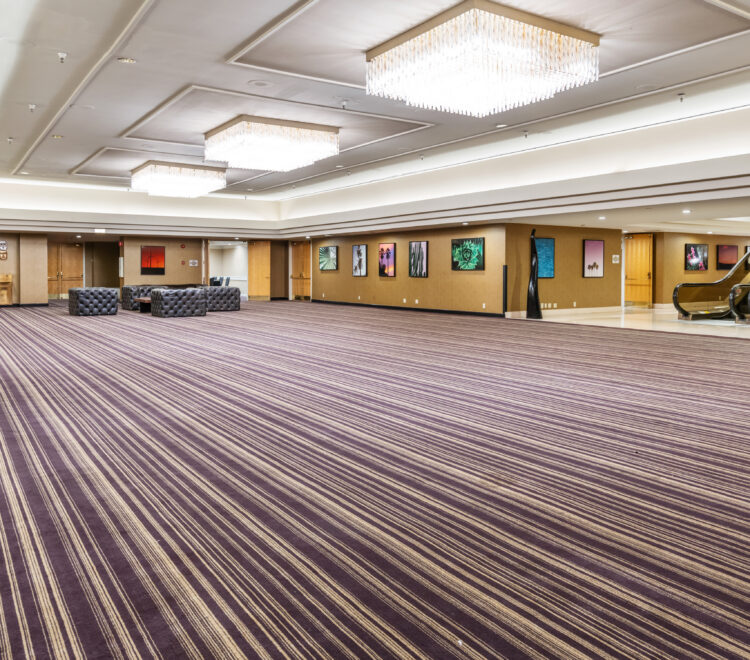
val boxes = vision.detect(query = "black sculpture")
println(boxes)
[526,229,543,319]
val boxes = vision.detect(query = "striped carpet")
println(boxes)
[0,301,748,660]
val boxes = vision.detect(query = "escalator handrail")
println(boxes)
[729,283,750,320]
[673,250,750,317]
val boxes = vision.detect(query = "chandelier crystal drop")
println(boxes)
[131,162,226,198]
[366,1,600,117]
[205,117,340,172]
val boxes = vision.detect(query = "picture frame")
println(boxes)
[685,243,708,271]
[582,240,604,278]
[451,238,485,271]
[536,237,555,279]
[717,244,738,271]
[352,244,367,276]
[409,241,428,278]
[141,246,165,276]
[378,243,396,277]
[319,246,338,271]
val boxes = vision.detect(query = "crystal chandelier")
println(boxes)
[366,0,600,117]
[131,161,226,198]
[205,116,340,172]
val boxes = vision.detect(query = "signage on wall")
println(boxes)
[612,254,620,264]
[0,240,7,261]
[189,259,199,267]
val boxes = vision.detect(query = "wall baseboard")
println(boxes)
[312,299,505,318]
[505,305,622,319]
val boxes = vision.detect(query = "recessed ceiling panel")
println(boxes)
[124,86,430,150]
[233,0,750,86]
[73,147,259,185]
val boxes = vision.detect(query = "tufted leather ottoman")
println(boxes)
[68,288,119,316]
[151,287,207,318]
[206,286,241,312]
[122,285,161,310]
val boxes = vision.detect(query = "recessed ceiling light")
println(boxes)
[247,80,271,88]
[598,215,606,220]
[94,228,106,234]
[707,231,713,234]
[234,237,239,240]
[682,209,691,214]
[20,171,28,175]
[305,235,311,239]
[461,222,469,226]
[335,165,344,168]
[246,188,253,191]
[495,124,508,128]
[75,235,82,239]
[117,57,136,64]
[52,134,63,139]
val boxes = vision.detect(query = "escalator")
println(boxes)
[673,250,750,320]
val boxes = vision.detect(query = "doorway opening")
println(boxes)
[48,241,83,299]
[208,240,248,299]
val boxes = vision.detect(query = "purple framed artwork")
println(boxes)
[582,240,604,278]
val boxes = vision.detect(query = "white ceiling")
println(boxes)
[2,0,750,199]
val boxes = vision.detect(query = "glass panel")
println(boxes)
[674,250,750,318]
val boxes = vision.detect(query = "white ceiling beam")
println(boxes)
[701,0,750,20]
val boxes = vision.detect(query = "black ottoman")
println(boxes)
[151,288,207,318]
[206,286,241,312]
[69,288,119,316]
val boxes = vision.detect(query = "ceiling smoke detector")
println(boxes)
[57,51,67,64]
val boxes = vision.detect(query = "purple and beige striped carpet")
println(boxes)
[0,301,748,659]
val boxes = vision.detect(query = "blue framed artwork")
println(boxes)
[536,237,555,279]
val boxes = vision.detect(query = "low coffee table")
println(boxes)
[134,296,152,313]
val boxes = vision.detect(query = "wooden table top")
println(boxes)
[133,297,152,303]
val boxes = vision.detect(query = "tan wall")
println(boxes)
[270,242,289,299]
[0,234,48,305]
[505,224,623,312]
[19,235,49,304]
[0,233,21,304]
[653,232,750,304]
[312,225,506,314]
[123,237,203,286]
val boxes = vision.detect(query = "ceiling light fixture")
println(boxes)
[598,215,607,220]
[94,228,106,234]
[75,235,82,239]
[205,115,339,172]
[682,209,691,214]
[131,161,226,198]
[366,0,600,117]
[52,134,63,139]
[495,124,508,128]
[117,57,137,64]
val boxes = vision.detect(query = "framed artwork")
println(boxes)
[717,244,738,271]
[319,246,338,271]
[536,237,555,279]
[685,243,708,271]
[409,241,428,278]
[582,240,604,278]
[141,246,165,275]
[451,237,485,271]
[352,244,367,276]
[378,243,396,277]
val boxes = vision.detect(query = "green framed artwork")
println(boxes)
[319,246,338,271]
[451,238,485,271]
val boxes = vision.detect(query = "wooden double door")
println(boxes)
[48,242,83,299]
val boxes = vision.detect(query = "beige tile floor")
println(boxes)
[540,307,750,338]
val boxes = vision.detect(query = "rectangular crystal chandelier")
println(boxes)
[204,116,340,172]
[366,0,600,117]
[131,161,226,197]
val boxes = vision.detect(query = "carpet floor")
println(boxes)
[0,301,748,660]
